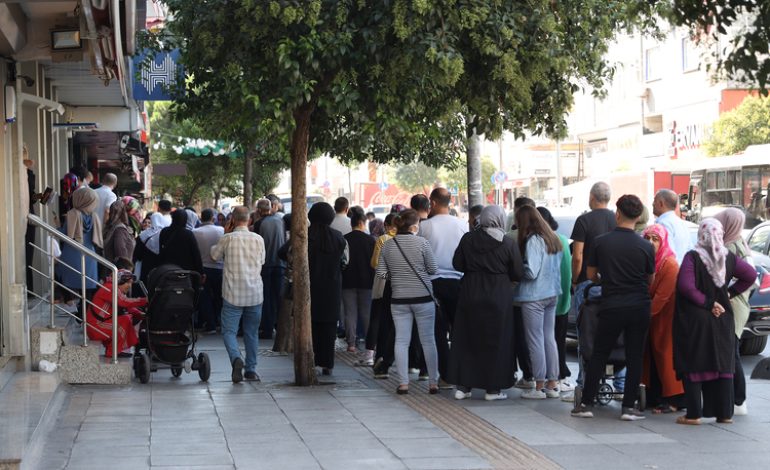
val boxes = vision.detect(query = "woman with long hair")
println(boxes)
[674,218,755,425]
[308,202,348,374]
[713,208,753,416]
[641,224,684,413]
[513,205,563,399]
[103,200,136,264]
[375,209,439,394]
[449,205,523,400]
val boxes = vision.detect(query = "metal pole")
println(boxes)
[556,140,562,207]
[81,254,88,347]
[111,265,118,364]
[467,131,483,207]
[49,238,55,328]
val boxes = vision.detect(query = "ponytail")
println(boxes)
[394,209,419,234]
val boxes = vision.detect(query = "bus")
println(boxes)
[685,144,770,228]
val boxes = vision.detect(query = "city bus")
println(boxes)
[685,144,770,228]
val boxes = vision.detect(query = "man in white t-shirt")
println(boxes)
[330,197,352,236]
[93,173,118,224]
[150,200,173,229]
[418,187,468,387]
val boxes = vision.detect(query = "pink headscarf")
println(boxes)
[694,218,728,288]
[713,207,748,252]
[642,224,675,272]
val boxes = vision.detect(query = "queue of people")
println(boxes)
[49,168,759,425]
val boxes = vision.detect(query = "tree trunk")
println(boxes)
[243,150,254,208]
[290,104,316,386]
[272,296,294,353]
[466,131,483,207]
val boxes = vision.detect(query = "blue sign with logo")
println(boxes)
[132,49,183,101]
[494,171,508,184]
[379,181,389,190]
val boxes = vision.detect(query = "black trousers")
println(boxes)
[432,278,459,381]
[513,306,533,379]
[581,305,650,409]
[555,314,571,380]
[312,321,337,369]
[684,377,733,420]
[734,339,746,406]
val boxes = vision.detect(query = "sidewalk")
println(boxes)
[27,334,770,470]
[27,336,509,470]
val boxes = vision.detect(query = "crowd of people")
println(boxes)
[50,166,759,423]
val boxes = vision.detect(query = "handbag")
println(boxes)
[392,238,442,312]
[372,276,386,299]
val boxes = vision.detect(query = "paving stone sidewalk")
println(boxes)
[30,336,494,470]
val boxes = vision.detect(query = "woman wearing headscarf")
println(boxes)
[448,205,524,400]
[369,218,386,239]
[714,208,753,416]
[641,224,684,413]
[134,212,165,283]
[121,196,143,236]
[673,218,755,425]
[158,209,204,275]
[103,200,135,264]
[58,187,103,298]
[307,202,348,374]
[87,269,147,357]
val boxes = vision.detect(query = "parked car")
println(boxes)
[279,193,325,215]
[743,221,770,355]
[366,204,391,218]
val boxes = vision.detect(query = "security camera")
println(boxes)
[17,75,35,87]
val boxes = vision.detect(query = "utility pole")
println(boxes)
[467,131,483,207]
[555,140,562,207]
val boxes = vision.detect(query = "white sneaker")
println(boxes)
[559,380,576,392]
[543,387,560,399]
[454,390,471,400]
[514,378,536,390]
[520,389,546,400]
[734,402,748,416]
[408,368,420,374]
[484,392,508,401]
[561,391,575,402]
[620,407,646,421]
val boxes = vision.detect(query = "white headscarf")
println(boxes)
[479,205,506,242]
[694,218,729,288]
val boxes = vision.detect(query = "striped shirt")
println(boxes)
[376,234,437,303]
[210,226,265,307]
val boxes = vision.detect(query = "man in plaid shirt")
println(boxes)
[211,206,265,383]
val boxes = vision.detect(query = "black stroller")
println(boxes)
[573,283,646,409]
[133,264,211,384]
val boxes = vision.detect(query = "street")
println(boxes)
[25,335,770,470]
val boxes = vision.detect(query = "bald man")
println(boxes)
[653,189,693,265]
[417,187,468,387]
[94,172,118,225]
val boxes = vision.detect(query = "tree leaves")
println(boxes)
[704,95,770,156]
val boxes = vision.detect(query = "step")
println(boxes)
[0,371,64,470]
[58,344,132,385]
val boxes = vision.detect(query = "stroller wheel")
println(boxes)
[597,383,613,406]
[198,352,211,382]
[171,366,183,378]
[138,353,152,384]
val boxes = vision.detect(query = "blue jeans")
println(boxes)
[221,300,262,373]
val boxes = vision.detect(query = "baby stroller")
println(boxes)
[133,264,211,384]
[573,283,646,409]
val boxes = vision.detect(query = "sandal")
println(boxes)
[676,416,701,425]
[652,404,677,414]
[396,386,409,395]
[717,418,733,424]
[428,385,439,395]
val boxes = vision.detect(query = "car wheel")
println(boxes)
[740,335,768,356]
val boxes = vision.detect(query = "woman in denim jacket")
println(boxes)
[514,206,563,399]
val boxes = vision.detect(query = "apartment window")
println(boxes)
[645,47,661,81]
[681,37,700,72]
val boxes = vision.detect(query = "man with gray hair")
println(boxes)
[194,208,225,333]
[653,189,693,265]
[94,172,118,224]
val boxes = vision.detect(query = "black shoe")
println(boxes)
[244,371,260,382]
[117,352,133,358]
[321,367,332,376]
[258,333,273,340]
[231,358,244,383]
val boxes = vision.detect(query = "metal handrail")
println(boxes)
[26,213,120,364]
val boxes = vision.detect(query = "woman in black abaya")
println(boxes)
[448,205,524,400]
[307,202,348,374]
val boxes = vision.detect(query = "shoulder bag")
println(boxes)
[392,238,442,313]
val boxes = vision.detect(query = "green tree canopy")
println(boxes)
[393,162,440,194]
[704,96,770,156]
